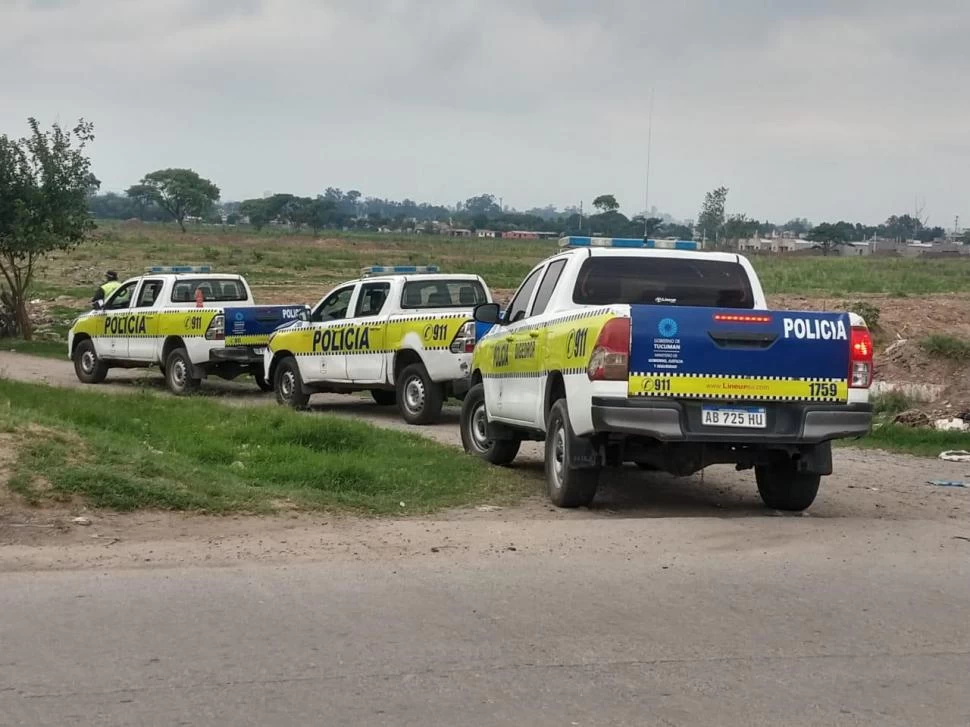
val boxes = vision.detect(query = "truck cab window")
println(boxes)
[505,267,543,323]
[313,286,354,322]
[355,283,390,318]
[104,281,137,310]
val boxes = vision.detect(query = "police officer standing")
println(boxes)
[92,271,120,307]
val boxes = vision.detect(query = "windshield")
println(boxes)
[170,278,248,303]
[401,279,488,309]
[573,257,754,309]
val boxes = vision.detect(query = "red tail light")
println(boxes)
[449,321,476,354]
[849,326,873,388]
[587,317,630,381]
[205,314,225,341]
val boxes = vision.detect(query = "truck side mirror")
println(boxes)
[473,303,501,325]
[92,300,104,311]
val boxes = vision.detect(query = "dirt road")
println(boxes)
[1,350,968,564]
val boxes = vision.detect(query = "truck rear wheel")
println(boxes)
[165,347,201,395]
[755,462,821,511]
[73,339,108,384]
[545,399,599,508]
[274,356,310,409]
[460,383,520,465]
[396,363,443,425]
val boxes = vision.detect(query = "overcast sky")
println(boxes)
[2,0,968,226]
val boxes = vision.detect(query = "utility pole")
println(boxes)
[579,201,583,232]
[643,85,655,240]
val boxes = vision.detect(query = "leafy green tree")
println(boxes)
[697,187,728,242]
[783,218,811,236]
[592,194,620,213]
[807,222,851,256]
[0,118,97,338]
[127,168,220,232]
[239,198,270,231]
[722,213,759,244]
[663,223,695,240]
[631,216,664,237]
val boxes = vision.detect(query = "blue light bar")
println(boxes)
[559,236,700,251]
[146,265,213,274]
[361,265,440,277]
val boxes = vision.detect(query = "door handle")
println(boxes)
[529,331,539,339]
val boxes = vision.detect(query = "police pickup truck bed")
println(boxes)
[462,237,873,512]
[68,267,308,394]
[265,266,491,424]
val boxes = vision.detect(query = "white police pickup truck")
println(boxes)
[68,266,308,394]
[462,237,873,512]
[265,266,491,424]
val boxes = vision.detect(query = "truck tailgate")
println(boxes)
[627,306,852,403]
[224,305,309,346]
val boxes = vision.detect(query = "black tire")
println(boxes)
[254,372,273,392]
[73,339,108,384]
[371,389,397,406]
[635,462,659,471]
[544,399,599,508]
[460,383,520,465]
[755,461,821,511]
[164,347,201,395]
[396,362,443,425]
[274,356,310,409]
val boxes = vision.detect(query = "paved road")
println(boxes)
[3,517,970,726]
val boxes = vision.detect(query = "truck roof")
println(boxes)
[356,273,484,284]
[580,247,744,264]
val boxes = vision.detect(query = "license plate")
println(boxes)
[701,406,766,428]
[253,347,266,356]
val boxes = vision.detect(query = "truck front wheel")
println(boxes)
[396,363,443,425]
[253,372,273,392]
[545,399,599,508]
[755,461,821,511]
[73,339,108,384]
[460,383,520,465]
[274,356,310,409]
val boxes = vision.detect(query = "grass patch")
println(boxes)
[852,422,970,459]
[2,339,67,359]
[0,379,524,514]
[870,391,915,416]
[921,334,970,360]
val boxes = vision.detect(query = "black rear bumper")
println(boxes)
[209,347,264,366]
[591,397,872,444]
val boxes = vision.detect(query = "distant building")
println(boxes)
[450,228,473,238]
[477,229,497,239]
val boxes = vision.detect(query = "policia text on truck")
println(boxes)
[462,237,873,512]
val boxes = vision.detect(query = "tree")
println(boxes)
[807,222,851,256]
[127,168,219,232]
[663,223,695,240]
[722,213,759,244]
[697,187,729,243]
[0,118,96,338]
[783,218,811,236]
[631,216,664,237]
[592,194,619,213]
[239,198,270,231]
